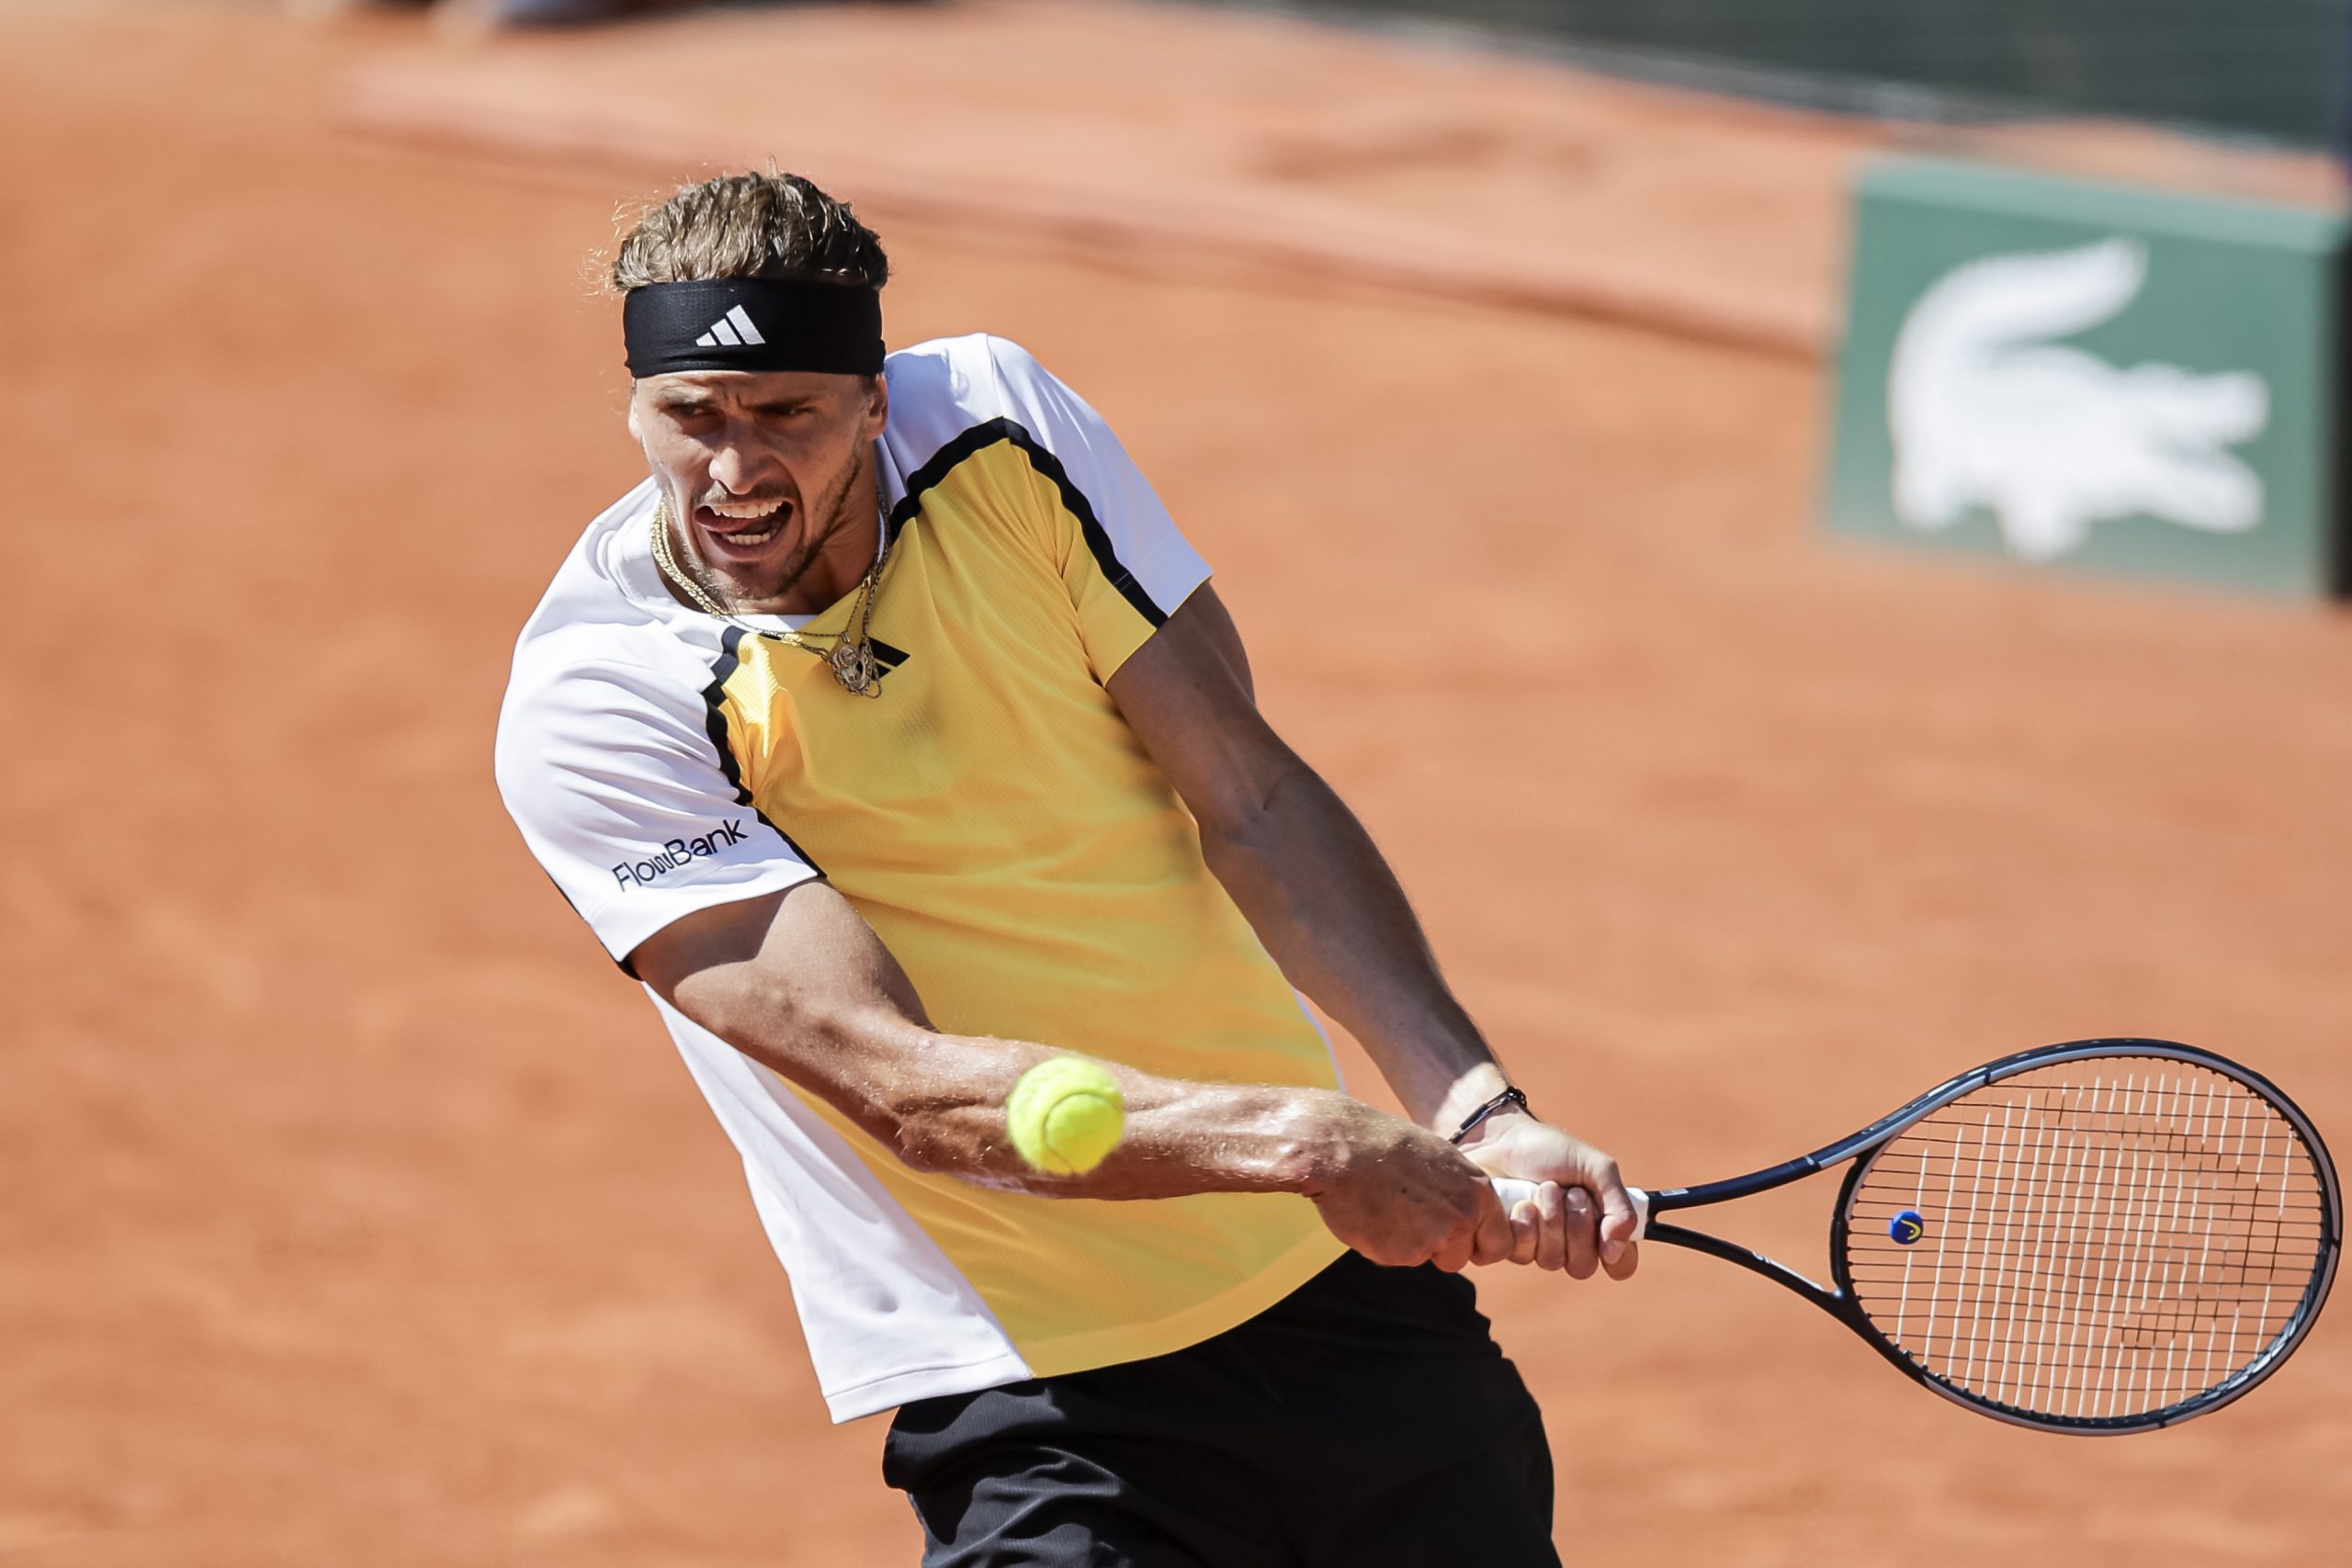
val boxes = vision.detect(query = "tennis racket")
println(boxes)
[1492,1038,2340,1433]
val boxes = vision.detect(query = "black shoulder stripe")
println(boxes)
[699,624,824,874]
[887,416,1168,626]
[1011,428,1168,628]
[886,419,1017,539]
[700,623,757,804]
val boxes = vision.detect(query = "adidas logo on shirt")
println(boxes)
[695,305,767,349]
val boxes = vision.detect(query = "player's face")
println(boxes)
[628,368,890,607]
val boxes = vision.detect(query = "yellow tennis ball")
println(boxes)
[1007,1056,1125,1176]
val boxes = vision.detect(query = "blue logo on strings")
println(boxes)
[1890,1210,1927,1245]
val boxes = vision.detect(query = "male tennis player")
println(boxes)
[496,171,1638,1567]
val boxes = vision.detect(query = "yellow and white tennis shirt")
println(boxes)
[495,335,1344,1422]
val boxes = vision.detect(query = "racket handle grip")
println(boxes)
[1489,1178,1652,1240]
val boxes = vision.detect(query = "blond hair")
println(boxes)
[610,171,888,292]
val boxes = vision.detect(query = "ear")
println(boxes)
[626,389,643,444]
[863,373,889,439]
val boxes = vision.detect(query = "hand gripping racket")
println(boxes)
[1492,1039,2340,1433]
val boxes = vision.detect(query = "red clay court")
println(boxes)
[2,3,2346,1562]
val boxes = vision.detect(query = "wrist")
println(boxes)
[1430,1064,1522,1138]
[1151,1083,1351,1197]
[1455,1103,1537,1151]
[1451,1087,1531,1146]
[1266,1089,1369,1198]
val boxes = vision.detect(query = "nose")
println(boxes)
[707,438,781,497]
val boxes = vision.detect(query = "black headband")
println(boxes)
[623,278,885,378]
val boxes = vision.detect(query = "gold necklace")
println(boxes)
[650,496,888,697]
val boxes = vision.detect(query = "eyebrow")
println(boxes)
[652,393,818,415]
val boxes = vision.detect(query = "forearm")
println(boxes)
[633,875,1510,1265]
[682,980,1367,1200]
[1197,761,1510,1128]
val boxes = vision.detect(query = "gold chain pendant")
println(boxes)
[651,498,888,697]
[828,639,882,697]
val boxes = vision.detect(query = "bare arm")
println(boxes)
[1104,587,1638,1278]
[629,878,1514,1269]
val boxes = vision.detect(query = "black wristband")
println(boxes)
[1448,1085,1529,1145]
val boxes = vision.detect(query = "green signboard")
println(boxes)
[1227,2,2349,147]
[1826,158,2347,596]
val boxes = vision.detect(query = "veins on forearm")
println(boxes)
[1202,762,1496,1122]
[795,1024,1340,1201]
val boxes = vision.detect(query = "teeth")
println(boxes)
[700,497,782,546]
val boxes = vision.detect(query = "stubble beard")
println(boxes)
[679,448,871,615]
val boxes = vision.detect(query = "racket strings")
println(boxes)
[1842,1060,2328,1422]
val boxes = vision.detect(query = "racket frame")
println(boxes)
[1624,1039,2339,1433]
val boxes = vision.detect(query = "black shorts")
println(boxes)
[881,1252,1558,1568]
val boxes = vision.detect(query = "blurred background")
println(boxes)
[4,0,2347,1562]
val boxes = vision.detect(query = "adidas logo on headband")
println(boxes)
[695,305,767,349]
[624,279,884,378]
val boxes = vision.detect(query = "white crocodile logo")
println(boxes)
[1888,237,2269,560]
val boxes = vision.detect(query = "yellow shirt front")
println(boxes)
[497,334,1343,1418]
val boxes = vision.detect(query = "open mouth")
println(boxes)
[695,498,790,555]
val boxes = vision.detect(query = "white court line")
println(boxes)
[1963,1101,2016,1392]
[2092,1076,2135,1418]
[2159,1104,2192,1409]
[2182,1081,2220,1401]
[1996,1093,2041,1407]
[2120,1076,2166,1415]
[2112,1076,2140,1405]
[1894,1131,1932,1349]
[1947,1111,1989,1388]
[2220,1092,2248,1376]
[2254,1108,2282,1358]
[2061,1078,2109,1419]
[2024,1089,2074,1412]
[2175,1173,2203,1404]
[2031,1086,2088,1419]
[2109,1077,2157,1418]
[1919,1118,1966,1372]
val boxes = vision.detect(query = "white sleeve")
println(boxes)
[983,336,1211,625]
[495,655,820,968]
